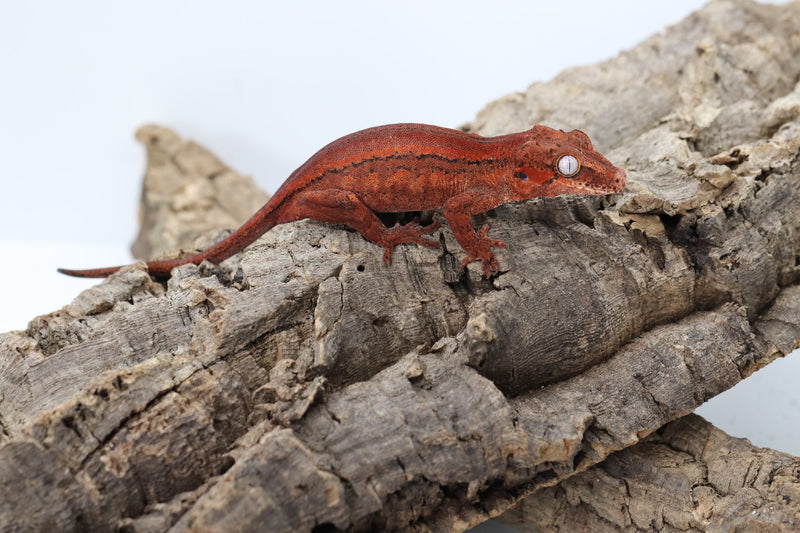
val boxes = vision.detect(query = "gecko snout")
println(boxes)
[611,166,627,192]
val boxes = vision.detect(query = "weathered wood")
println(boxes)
[500,413,800,532]
[130,124,269,261]
[2,1,800,531]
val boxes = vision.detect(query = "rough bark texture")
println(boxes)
[2,1,800,532]
[500,414,800,532]
[130,124,269,261]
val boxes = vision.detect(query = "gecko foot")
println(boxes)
[476,224,507,249]
[461,253,500,277]
[460,225,506,276]
[381,220,441,264]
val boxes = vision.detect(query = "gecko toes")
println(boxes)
[461,249,501,278]
[477,224,507,248]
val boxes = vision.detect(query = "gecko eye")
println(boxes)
[557,154,580,177]
[514,170,529,181]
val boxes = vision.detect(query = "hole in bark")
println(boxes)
[61,415,76,431]
[658,213,698,247]
[574,209,595,229]
[112,375,127,391]
[572,450,588,470]
[94,388,109,400]
[532,468,557,485]
[658,213,682,231]
[217,455,235,475]
[312,523,344,533]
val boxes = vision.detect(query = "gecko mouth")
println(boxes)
[568,182,623,195]
[571,167,627,194]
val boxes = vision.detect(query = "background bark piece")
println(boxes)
[500,414,800,533]
[130,124,269,261]
[2,1,800,532]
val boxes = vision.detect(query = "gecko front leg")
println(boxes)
[442,191,507,276]
[294,189,440,263]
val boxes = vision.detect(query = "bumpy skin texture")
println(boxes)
[59,123,626,278]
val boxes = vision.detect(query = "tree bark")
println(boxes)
[500,414,800,532]
[2,1,800,531]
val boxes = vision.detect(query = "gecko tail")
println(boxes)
[58,258,184,278]
[57,266,125,278]
[58,195,282,279]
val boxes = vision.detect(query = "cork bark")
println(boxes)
[500,414,800,532]
[2,1,800,531]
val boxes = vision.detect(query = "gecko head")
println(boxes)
[509,127,626,200]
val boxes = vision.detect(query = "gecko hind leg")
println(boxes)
[293,189,440,264]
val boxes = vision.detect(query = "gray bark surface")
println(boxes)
[130,124,269,261]
[2,1,800,531]
[501,414,800,532]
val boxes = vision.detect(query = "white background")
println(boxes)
[1,3,797,526]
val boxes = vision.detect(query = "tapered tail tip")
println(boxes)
[57,266,118,278]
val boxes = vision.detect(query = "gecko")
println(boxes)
[58,123,626,279]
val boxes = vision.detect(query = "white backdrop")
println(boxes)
[1,2,797,511]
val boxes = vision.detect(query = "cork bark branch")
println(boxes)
[500,413,800,532]
[2,1,800,531]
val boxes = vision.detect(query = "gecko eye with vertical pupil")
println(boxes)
[514,170,528,181]
[557,155,580,177]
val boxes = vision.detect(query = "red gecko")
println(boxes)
[59,123,625,279]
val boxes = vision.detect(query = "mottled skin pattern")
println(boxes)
[59,123,626,279]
